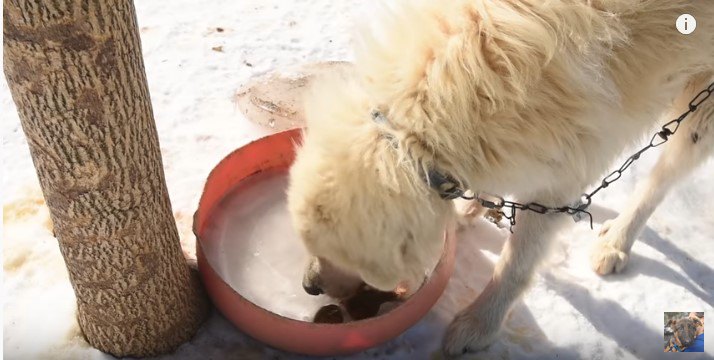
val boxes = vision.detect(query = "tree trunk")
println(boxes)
[3,0,210,357]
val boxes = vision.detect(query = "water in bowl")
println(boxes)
[202,170,334,321]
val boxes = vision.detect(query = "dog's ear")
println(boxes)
[692,317,703,327]
[667,319,676,327]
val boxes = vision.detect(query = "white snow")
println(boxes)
[2,0,713,359]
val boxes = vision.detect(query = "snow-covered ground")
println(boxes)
[2,1,713,359]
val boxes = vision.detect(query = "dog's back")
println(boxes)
[353,0,713,197]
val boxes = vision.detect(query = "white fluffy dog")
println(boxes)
[287,0,713,355]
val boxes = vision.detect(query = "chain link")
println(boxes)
[468,82,714,232]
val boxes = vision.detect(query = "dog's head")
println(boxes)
[668,317,701,348]
[287,72,452,298]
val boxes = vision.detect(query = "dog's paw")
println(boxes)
[442,308,500,357]
[590,221,630,275]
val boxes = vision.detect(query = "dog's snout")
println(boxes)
[303,283,324,296]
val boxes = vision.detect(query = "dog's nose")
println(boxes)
[303,283,324,296]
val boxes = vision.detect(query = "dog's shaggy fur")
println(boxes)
[287,0,713,355]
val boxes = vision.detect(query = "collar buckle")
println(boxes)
[426,170,467,200]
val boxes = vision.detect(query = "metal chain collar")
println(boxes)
[466,81,714,232]
[372,82,714,232]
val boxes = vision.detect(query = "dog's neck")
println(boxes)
[371,110,472,201]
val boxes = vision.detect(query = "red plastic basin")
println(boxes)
[194,129,456,356]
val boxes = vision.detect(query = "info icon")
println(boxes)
[676,14,696,35]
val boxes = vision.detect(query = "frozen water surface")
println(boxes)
[203,171,333,321]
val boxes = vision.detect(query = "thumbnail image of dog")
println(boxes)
[664,312,704,352]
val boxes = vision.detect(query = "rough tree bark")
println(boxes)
[3,0,210,357]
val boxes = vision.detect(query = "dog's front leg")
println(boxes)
[443,209,565,356]
[454,198,487,230]
[591,74,714,275]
